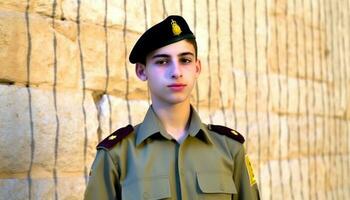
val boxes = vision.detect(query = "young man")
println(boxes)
[85,15,260,200]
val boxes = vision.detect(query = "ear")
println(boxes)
[135,63,148,81]
[195,59,202,78]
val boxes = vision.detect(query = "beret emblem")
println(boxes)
[171,19,182,36]
[108,135,117,140]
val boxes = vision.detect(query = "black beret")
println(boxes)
[129,15,196,64]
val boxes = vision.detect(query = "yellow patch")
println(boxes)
[171,19,182,36]
[245,155,257,186]
[231,130,238,135]
[108,135,117,140]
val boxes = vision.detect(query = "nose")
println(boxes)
[170,61,183,79]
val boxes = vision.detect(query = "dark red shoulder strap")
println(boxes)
[208,124,245,144]
[97,124,134,150]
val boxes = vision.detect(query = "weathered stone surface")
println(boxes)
[0,176,85,200]
[0,178,30,200]
[0,0,350,199]
[258,156,338,200]
[0,9,79,88]
[77,22,148,98]
[0,85,32,174]
[96,95,149,141]
[267,0,328,82]
[0,85,98,174]
[0,0,63,18]
[62,0,123,27]
[54,89,98,173]
[268,74,340,116]
[212,69,269,114]
[62,0,146,33]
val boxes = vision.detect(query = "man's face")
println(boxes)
[136,40,201,106]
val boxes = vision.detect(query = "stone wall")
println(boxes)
[0,0,349,199]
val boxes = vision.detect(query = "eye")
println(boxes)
[154,59,169,65]
[180,57,192,64]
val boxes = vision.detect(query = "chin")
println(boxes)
[164,95,189,105]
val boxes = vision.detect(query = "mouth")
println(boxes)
[167,83,187,91]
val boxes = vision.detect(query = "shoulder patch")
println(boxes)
[208,124,245,144]
[97,124,134,150]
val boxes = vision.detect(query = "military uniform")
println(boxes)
[84,106,260,200]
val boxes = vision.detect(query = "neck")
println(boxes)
[151,100,191,140]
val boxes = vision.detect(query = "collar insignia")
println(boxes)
[171,19,182,36]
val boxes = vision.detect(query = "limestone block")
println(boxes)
[0,176,85,200]
[331,83,348,117]
[258,157,328,200]
[226,69,269,114]
[96,94,149,141]
[195,106,212,125]
[337,119,349,154]
[180,0,194,25]
[285,115,331,158]
[0,0,28,12]
[0,178,29,200]
[0,0,63,18]
[148,0,167,25]
[269,74,333,116]
[241,0,259,74]
[258,162,271,200]
[248,112,286,161]
[78,23,119,91]
[62,0,146,33]
[228,111,330,161]
[260,160,286,200]
[267,0,327,81]
[128,99,150,125]
[80,24,140,96]
[77,23,146,98]
[54,89,98,172]
[345,93,350,120]
[0,9,79,88]
[0,85,32,173]
[347,86,350,119]
[125,0,148,33]
[0,85,98,174]
[62,0,122,27]
[57,176,86,200]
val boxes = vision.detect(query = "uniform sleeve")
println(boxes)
[84,149,121,200]
[233,145,260,200]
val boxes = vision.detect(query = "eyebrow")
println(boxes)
[151,52,195,59]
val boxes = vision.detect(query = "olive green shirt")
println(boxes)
[85,106,260,200]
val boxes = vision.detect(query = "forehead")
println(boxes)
[147,40,195,58]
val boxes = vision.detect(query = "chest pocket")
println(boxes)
[122,175,171,200]
[196,172,237,200]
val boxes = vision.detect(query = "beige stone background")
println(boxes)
[0,0,349,199]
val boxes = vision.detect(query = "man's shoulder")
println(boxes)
[207,124,245,144]
[96,124,134,150]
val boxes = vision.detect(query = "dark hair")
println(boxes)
[185,38,198,59]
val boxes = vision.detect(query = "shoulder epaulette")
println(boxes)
[97,124,134,150]
[208,124,245,144]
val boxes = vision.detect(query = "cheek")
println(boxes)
[146,67,165,78]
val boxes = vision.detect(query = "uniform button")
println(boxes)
[143,192,150,199]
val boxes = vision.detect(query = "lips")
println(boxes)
[167,83,187,91]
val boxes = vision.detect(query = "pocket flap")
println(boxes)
[197,172,237,194]
[123,175,171,200]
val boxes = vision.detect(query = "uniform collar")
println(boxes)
[136,105,212,146]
